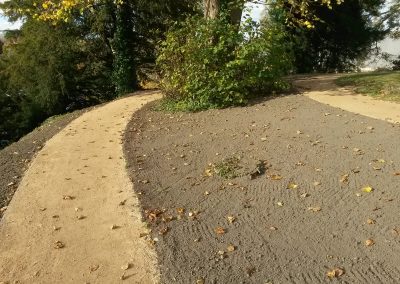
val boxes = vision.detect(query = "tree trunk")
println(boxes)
[204,0,220,19]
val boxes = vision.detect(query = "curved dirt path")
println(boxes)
[295,74,400,124]
[0,92,162,284]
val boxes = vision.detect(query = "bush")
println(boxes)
[157,16,293,111]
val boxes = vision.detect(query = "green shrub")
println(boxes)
[156,16,293,111]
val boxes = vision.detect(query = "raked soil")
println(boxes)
[124,93,400,283]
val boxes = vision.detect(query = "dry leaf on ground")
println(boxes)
[340,174,349,183]
[326,268,345,278]
[227,216,236,224]
[308,206,322,212]
[362,186,374,193]
[365,239,375,246]
[215,227,226,235]
[227,244,236,252]
[269,174,283,180]
[287,182,298,190]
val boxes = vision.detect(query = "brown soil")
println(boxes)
[125,94,400,283]
[0,109,89,218]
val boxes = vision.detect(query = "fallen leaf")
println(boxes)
[340,174,349,183]
[121,263,131,270]
[89,264,100,272]
[176,208,185,214]
[54,241,65,249]
[326,268,345,278]
[196,279,205,284]
[362,186,374,193]
[277,202,284,207]
[215,227,226,235]
[77,215,86,220]
[378,159,385,163]
[365,239,375,247]
[313,181,321,186]
[204,169,213,177]
[63,195,75,200]
[367,219,376,225]
[287,182,298,190]
[353,148,361,153]
[300,193,309,198]
[110,224,119,230]
[308,206,321,212]
[227,244,236,252]
[269,174,283,181]
[227,216,236,223]
[269,226,278,231]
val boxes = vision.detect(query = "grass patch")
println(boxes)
[336,71,400,103]
[214,156,242,179]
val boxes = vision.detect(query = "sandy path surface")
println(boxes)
[0,92,161,284]
[295,74,400,124]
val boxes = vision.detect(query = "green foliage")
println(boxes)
[0,19,115,147]
[336,71,400,102]
[272,0,386,73]
[112,1,137,94]
[157,15,293,111]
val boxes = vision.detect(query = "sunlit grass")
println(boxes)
[336,71,400,103]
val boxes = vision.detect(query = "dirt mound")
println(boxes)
[125,95,400,283]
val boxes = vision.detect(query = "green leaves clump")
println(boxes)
[157,15,293,111]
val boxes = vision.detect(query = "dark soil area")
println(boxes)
[124,95,400,283]
[0,109,89,218]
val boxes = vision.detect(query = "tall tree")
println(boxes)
[270,0,386,72]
